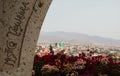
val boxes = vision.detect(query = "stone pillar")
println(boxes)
[0,0,52,76]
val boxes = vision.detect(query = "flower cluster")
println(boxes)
[33,51,120,76]
[41,64,59,76]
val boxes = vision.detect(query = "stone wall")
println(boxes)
[0,0,52,76]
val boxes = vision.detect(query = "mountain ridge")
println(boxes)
[38,31,120,46]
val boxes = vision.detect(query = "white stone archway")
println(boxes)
[0,0,52,76]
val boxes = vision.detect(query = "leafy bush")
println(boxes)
[33,51,120,76]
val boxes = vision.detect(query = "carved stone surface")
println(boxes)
[0,0,52,76]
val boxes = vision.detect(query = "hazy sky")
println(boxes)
[41,0,120,40]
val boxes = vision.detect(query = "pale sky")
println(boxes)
[41,0,120,40]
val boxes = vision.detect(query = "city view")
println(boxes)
[33,31,120,76]
[1,0,120,76]
[33,0,120,76]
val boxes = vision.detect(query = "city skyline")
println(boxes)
[40,0,120,40]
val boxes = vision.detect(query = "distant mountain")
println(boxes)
[38,31,120,46]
